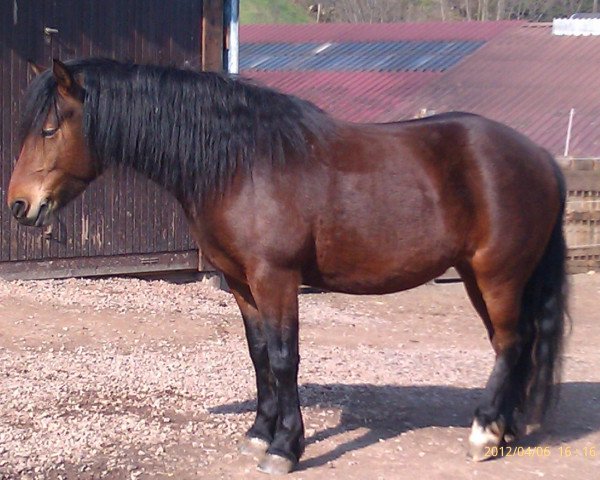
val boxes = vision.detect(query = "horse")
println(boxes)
[8,58,567,475]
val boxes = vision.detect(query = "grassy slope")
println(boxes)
[240,0,311,24]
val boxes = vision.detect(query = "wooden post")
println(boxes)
[202,0,224,71]
[564,108,575,158]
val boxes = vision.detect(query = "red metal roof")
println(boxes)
[394,23,600,157]
[241,21,521,43]
[245,71,441,122]
[241,21,521,124]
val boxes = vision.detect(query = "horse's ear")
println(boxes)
[53,59,73,90]
[52,59,83,100]
[28,61,46,76]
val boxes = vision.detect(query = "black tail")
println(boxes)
[516,165,568,425]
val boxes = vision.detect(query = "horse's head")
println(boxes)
[8,60,98,227]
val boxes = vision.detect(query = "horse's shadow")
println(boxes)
[211,382,600,470]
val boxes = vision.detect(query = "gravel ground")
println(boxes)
[0,273,599,480]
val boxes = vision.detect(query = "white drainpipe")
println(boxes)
[227,0,240,74]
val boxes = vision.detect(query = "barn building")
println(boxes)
[0,0,237,279]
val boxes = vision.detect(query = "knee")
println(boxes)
[268,347,299,378]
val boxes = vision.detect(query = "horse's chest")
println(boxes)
[185,220,248,283]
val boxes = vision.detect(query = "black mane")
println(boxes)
[21,58,335,200]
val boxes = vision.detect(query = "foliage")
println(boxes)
[301,0,599,22]
[241,0,311,24]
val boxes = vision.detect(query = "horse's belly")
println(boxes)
[306,230,455,295]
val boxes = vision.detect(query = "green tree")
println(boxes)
[304,0,599,22]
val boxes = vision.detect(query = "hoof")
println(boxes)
[468,418,504,462]
[503,430,517,444]
[257,453,295,475]
[503,423,522,444]
[525,423,542,435]
[240,437,270,458]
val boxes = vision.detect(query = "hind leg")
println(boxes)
[459,263,524,439]
[457,264,493,339]
[464,273,528,460]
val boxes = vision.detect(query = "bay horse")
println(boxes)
[8,59,567,474]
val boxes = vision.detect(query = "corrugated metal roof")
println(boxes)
[244,71,441,122]
[240,22,599,157]
[393,23,600,157]
[240,40,484,72]
[239,21,524,130]
[241,21,521,43]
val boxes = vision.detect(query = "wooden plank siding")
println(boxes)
[0,0,227,279]
[561,159,600,273]
[202,0,224,71]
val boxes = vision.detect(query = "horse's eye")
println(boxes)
[41,127,58,138]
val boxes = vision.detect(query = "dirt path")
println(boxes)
[0,274,599,479]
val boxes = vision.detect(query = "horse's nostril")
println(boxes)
[11,199,29,219]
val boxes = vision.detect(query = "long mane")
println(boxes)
[21,58,335,200]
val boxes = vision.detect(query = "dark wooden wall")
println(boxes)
[0,0,224,279]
